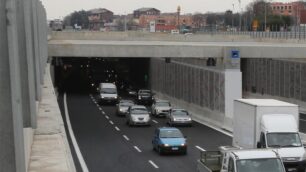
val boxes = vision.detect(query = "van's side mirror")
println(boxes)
[257,142,262,148]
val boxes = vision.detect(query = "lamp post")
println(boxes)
[238,0,242,31]
[177,6,181,31]
[264,0,272,31]
[232,3,235,30]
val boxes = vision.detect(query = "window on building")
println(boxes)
[289,6,292,9]
[277,6,280,10]
[289,10,292,13]
[281,6,284,10]
[285,6,287,10]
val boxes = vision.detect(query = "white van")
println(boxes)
[99,83,118,104]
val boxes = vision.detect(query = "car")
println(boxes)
[99,83,118,104]
[137,89,154,105]
[116,100,135,116]
[167,109,192,126]
[152,127,187,155]
[126,105,151,126]
[151,100,172,117]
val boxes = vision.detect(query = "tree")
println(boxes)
[192,13,206,29]
[63,10,89,29]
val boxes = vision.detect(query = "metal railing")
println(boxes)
[197,29,306,40]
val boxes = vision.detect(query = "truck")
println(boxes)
[197,146,286,172]
[233,99,306,172]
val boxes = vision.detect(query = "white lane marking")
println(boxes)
[195,146,206,152]
[149,160,159,169]
[123,135,130,141]
[64,93,89,172]
[109,121,114,125]
[102,111,105,115]
[98,107,102,111]
[115,126,120,131]
[105,115,109,119]
[152,120,158,124]
[134,146,142,153]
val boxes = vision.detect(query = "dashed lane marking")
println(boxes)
[115,126,120,131]
[109,121,114,125]
[105,115,109,119]
[152,120,158,124]
[149,160,159,169]
[134,146,142,153]
[123,135,130,141]
[195,145,206,152]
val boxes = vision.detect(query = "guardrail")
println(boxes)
[197,30,306,40]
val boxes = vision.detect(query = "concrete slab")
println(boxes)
[28,64,75,172]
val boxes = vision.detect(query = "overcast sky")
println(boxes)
[41,0,295,20]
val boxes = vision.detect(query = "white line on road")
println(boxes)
[134,146,142,153]
[195,146,206,152]
[102,111,105,115]
[115,126,120,131]
[109,121,114,125]
[105,115,109,119]
[149,160,159,169]
[123,135,130,141]
[64,93,89,172]
[98,107,102,111]
[152,120,158,124]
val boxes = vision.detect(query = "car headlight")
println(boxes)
[187,118,192,121]
[156,109,162,113]
[138,96,141,99]
[114,96,117,99]
[119,108,124,111]
[163,144,169,147]
[101,95,105,99]
[181,143,186,146]
[173,118,178,121]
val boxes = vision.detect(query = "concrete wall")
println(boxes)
[150,58,226,127]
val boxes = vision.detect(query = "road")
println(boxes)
[61,93,232,172]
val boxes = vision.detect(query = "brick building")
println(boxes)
[271,1,305,24]
[88,8,113,30]
[133,8,160,18]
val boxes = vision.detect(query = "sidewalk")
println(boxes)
[28,64,76,172]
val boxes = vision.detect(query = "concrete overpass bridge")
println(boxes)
[48,31,306,59]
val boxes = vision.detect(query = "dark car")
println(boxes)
[152,127,187,155]
[137,89,154,105]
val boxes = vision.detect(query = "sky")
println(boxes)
[41,0,296,20]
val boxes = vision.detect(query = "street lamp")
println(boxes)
[264,0,272,31]
[238,0,242,31]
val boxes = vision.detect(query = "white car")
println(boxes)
[126,105,151,126]
[151,100,171,117]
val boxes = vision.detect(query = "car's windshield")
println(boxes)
[236,158,285,172]
[101,88,117,94]
[120,102,134,107]
[156,102,170,107]
[159,130,183,138]
[172,110,188,117]
[131,108,147,114]
[267,133,302,148]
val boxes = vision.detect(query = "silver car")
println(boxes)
[126,105,151,126]
[151,100,171,117]
[116,100,134,116]
[167,109,192,127]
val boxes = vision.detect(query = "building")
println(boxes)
[133,8,160,18]
[271,1,305,23]
[88,8,113,30]
[138,13,194,32]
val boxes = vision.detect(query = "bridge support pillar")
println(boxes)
[222,47,242,131]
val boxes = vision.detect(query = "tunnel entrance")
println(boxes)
[52,57,150,94]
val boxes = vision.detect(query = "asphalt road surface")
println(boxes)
[61,93,232,172]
